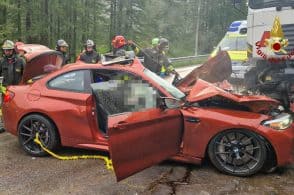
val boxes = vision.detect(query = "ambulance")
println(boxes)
[210,20,248,81]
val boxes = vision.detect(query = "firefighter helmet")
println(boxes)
[2,40,15,50]
[56,39,69,47]
[151,38,159,47]
[85,39,95,47]
[112,35,126,49]
[158,38,169,50]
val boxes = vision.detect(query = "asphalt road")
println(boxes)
[0,132,293,195]
[0,65,293,195]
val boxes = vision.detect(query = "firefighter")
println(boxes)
[79,39,101,63]
[55,39,70,66]
[0,40,25,86]
[0,40,25,133]
[157,38,176,77]
[112,35,128,56]
[133,37,176,77]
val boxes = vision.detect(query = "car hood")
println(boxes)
[176,51,232,92]
[17,44,63,83]
[186,79,279,112]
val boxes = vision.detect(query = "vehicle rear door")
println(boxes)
[91,81,183,181]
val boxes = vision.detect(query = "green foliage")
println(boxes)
[0,0,247,60]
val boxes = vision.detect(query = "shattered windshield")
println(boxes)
[143,69,185,99]
[249,0,294,9]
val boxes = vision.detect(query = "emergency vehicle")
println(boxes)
[247,0,294,61]
[210,20,248,80]
[233,0,294,110]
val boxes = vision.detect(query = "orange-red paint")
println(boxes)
[2,48,293,181]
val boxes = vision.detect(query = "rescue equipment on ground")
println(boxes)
[34,133,114,170]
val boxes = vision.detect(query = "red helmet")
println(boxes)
[112,35,126,49]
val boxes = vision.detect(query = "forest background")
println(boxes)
[0,0,247,60]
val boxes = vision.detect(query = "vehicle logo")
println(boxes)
[265,17,288,54]
[255,17,294,62]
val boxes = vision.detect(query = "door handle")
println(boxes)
[114,121,128,129]
[185,117,200,123]
[118,121,128,125]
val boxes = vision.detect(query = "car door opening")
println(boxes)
[91,80,158,134]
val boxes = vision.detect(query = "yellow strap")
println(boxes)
[34,133,113,171]
[134,47,140,55]
[0,86,6,94]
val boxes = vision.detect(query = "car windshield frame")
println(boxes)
[249,0,294,9]
[143,69,185,100]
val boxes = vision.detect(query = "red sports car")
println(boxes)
[2,48,293,181]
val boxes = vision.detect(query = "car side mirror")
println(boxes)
[161,97,182,109]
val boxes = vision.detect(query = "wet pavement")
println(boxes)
[0,132,293,195]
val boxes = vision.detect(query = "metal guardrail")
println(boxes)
[169,54,209,62]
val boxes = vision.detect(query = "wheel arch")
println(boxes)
[204,128,277,169]
[17,112,61,145]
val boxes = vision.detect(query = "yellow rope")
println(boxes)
[34,133,113,171]
[0,86,5,117]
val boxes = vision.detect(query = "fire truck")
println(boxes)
[235,0,294,110]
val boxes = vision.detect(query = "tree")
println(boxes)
[0,0,247,58]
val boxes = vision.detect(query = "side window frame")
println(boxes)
[47,69,92,94]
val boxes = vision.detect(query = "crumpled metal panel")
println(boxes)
[176,51,232,92]
[186,79,279,112]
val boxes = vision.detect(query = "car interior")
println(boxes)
[91,81,127,133]
[91,69,159,134]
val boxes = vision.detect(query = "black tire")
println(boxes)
[18,114,59,157]
[262,142,277,173]
[208,129,267,176]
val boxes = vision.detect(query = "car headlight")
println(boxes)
[262,113,293,130]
